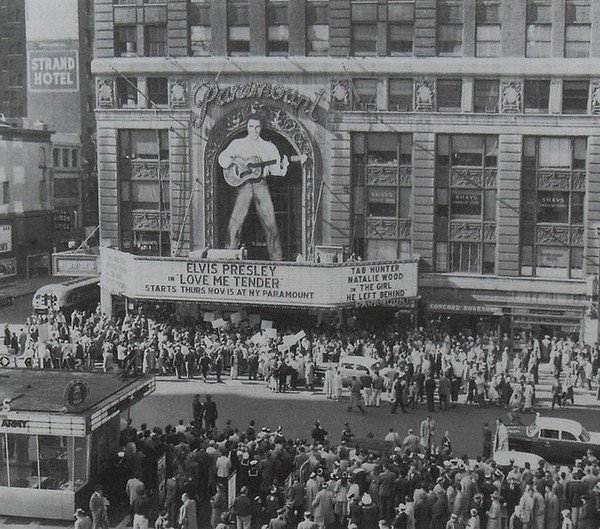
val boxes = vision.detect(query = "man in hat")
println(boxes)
[203,394,218,430]
[74,509,92,529]
[348,376,366,414]
[89,484,109,529]
[486,492,502,529]
[446,513,460,529]
[312,482,335,528]
[467,508,480,529]
[419,415,436,453]
[305,471,320,512]
[311,421,328,444]
[392,503,410,529]
[178,492,198,529]
[298,511,318,529]
[267,508,286,529]
[232,486,253,529]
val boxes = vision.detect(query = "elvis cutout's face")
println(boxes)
[246,118,262,140]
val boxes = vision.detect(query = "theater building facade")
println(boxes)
[91,0,600,342]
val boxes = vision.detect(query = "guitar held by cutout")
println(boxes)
[223,154,307,187]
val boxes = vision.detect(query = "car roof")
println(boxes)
[536,417,582,434]
[494,450,544,467]
[340,356,381,366]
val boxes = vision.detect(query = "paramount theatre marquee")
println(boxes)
[100,248,418,310]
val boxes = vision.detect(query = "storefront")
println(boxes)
[0,368,155,520]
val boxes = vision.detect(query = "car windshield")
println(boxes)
[579,427,591,442]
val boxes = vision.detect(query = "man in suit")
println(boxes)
[178,492,198,529]
[298,511,318,529]
[419,416,436,453]
[203,394,218,430]
[89,484,108,529]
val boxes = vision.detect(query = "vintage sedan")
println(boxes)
[507,416,600,463]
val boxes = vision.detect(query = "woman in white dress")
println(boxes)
[333,368,343,401]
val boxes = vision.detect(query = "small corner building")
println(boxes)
[0,368,155,520]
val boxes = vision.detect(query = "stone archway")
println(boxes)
[203,101,316,259]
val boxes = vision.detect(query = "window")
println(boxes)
[562,80,589,114]
[473,79,499,113]
[475,1,500,57]
[389,79,413,111]
[437,0,463,57]
[116,77,138,108]
[53,148,61,168]
[54,179,80,199]
[388,1,415,55]
[191,26,212,56]
[524,80,550,114]
[565,0,590,58]
[62,149,70,168]
[351,2,377,56]
[520,137,586,279]
[437,79,462,112]
[266,2,289,56]
[540,429,560,439]
[2,182,9,204]
[115,25,137,57]
[526,1,551,58]
[352,78,378,111]
[561,431,577,441]
[435,135,498,274]
[119,130,169,161]
[228,1,250,55]
[306,2,329,56]
[145,25,166,57]
[351,133,413,260]
[71,149,79,168]
[147,78,168,106]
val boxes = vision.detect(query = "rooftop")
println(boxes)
[0,368,152,415]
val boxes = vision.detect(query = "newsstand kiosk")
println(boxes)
[0,368,155,519]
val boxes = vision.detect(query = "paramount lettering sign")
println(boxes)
[101,248,418,309]
[28,50,78,92]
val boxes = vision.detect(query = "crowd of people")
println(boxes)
[81,406,600,529]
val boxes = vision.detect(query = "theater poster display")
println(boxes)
[100,248,418,309]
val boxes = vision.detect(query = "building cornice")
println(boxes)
[92,56,600,78]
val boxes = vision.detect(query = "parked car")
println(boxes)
[507,415,600,463]
[338,355,389,386]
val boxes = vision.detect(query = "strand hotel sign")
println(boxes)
[28,49,79,92]
[100,248,418,309]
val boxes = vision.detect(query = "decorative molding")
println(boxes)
[536,225,569,245]
[571,226,584,246]
[169,79,188,108]
[414,79,435,112]
[204,102,315,257]
[449,222,482,241]
[482,223,496,242]
[451,168,483,188]
[366,165,398,186]
[193,81,324,128]
[591,81,600,115]
[330,79,352,111]
[483,169,497,189]
[398,220,412,239]
[572,171,586,191]
[366,219,397,239]
[399,167,412,186]
[96,78,115,109]
[537,171,570,190]
[501,81,522,113]
[132,210,171,231]
[130,160,170,180]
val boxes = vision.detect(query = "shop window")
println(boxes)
[266,2,289,56]
[6,433,38,488]
[475,1,500,57]
[389,79,413,111]
[526,1,552,58]
[115,25,137,57]
[145,25,167,57]
[473,79,499,113]
[520,136,586,279]
[437,79,462,112]
[116,77,138,108]
[562,80,589,114]
[191,26,212,56]
[119,130,169,160]
[351,2,377,56]
[565,0,590,58]
[147,77,168,107]
[306,2,329,56]
[352,78,378,111]
[524,80,550,114]
[437,0,463,57]
[351,132,413,260]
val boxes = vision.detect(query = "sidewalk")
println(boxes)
[0,275,65,298]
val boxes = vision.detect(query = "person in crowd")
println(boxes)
[89,484,109,529]
[74,509,92,529]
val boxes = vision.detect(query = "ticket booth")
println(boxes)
[0,368,155,520]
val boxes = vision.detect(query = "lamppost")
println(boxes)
[596,226,600,345]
